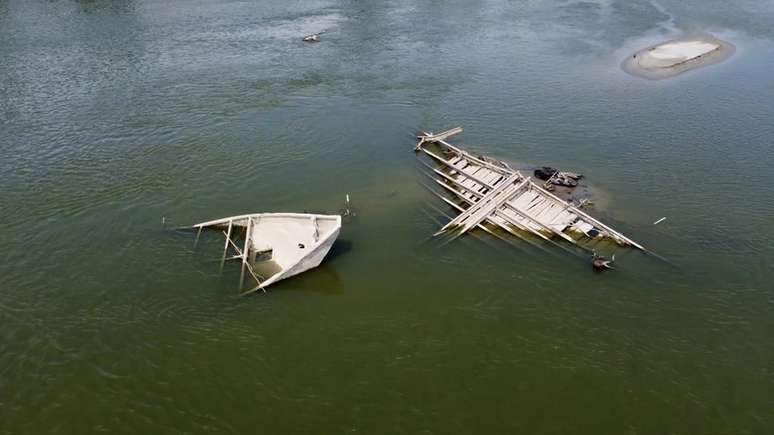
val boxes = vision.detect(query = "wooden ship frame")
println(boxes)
[415,127,646,255]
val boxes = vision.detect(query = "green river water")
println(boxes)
[2,0,773,433]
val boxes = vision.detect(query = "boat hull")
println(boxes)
[258,223,340,289]
[193,213,342,293]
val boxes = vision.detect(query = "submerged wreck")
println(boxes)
[192,213,341,295]
[415,128,645,256]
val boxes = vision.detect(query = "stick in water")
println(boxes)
[653,217,667,225]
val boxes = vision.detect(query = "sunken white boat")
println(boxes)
[193,213,341,295]
[416,127,645,253]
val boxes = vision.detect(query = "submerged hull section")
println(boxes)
[193,213,341,294]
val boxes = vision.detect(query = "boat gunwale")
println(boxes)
[193,213,341,229]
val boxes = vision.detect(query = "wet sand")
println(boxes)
[622,35,735,80]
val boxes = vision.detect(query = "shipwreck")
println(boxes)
[191,213,341,295]
[415,127,645,256]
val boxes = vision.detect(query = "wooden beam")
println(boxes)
[436,138,511,175]
[421,165,547,240]
[428,174,552,244]
[429,179,563,257]
[526,180,646,250]
[501,198,580,246]
[221,232,265,288]
[436,174,522,235]
[455,179,529,235]
[194,215,251,228]
[239,217,252,290]
[220,219,233,273]
[416,126,463,150]
[419,147,500,190]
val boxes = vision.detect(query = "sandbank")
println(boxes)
[622,35,735,80]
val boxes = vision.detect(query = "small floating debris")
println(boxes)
[622,35,735,80]
[653,217,667,225]
[191,213,341,295]
[415,127,646,257]
[302,33,321,42]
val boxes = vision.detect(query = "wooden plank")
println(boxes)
[436,139,511,175]
[525,180,645,249]
[456,179,529,235]
[421,159,555,243]
[436,173,522,235]
[416,127,463,149]
[217,229,265,290]
[430,174,550,242]
[424,156,569,244]
[420,148,499,189]
[428,178,553,249]
[502,198,579,245]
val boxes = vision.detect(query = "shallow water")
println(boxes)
[2,0,773,433]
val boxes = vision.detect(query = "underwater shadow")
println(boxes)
[325,239,353,262]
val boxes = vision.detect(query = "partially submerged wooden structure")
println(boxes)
[192,213,341,295]
[416,128,645,253]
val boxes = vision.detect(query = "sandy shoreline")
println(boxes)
[622,35,735,80]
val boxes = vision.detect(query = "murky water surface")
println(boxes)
[2,1,773,433]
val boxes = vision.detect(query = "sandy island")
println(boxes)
[622,35,735,80]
